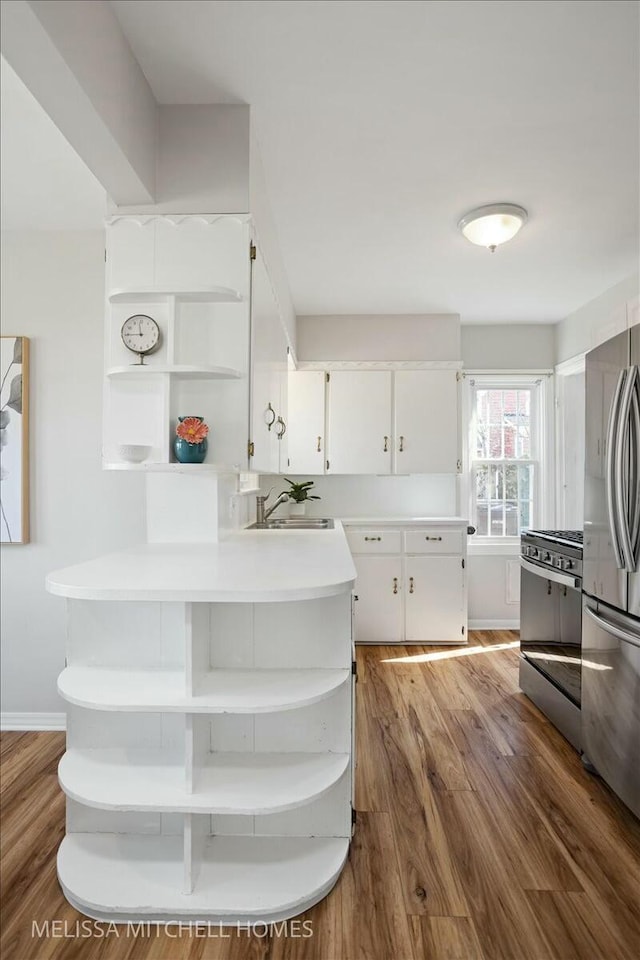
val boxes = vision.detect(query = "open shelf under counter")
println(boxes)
[58,666,350,713]
[106,364,242,380]
[58,834,349,923]
[59,749,350,814]
[108,286,244,304]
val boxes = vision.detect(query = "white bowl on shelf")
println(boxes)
[117,444,151,464]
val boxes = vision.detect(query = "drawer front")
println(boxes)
[404,529,463,555]
[345,528,402,554]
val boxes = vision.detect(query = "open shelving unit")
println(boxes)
[102,217,252,471]
[56,590,354,922]
[58,664,350,712]
[58,833,349,923]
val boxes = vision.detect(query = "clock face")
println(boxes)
[121,315,161,356]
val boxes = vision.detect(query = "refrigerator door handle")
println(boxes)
[629,370,640,570]
[584,605,640,649]
[606,369,626,570]
[616,366,638,572]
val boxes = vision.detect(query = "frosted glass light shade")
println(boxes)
[458,204,528,251]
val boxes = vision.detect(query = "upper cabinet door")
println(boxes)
[327,372,392,474]
[394,370,458,474]
[250,251,283,474]
[288,372,326,474]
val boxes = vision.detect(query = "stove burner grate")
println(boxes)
[531,530,583,544]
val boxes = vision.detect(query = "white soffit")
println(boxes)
[111,0,640,323]
[0,57,106,232]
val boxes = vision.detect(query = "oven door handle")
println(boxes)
[520,557,580,589]
[584,605,640,649]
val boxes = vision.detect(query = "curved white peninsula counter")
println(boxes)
[49,524,356,925]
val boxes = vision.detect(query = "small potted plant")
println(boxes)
[279,478,321,517]
[174,415,209,464]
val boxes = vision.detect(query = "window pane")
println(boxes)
[476,502,488,536]
[490,501,504,536]
[473,387,532,461]
[476,464,489,499]
[505,501,519,536]
[489,425,502,459]
[504,464,518,499]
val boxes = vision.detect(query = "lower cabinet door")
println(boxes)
[405,557,465,643]
[353,556,403,643]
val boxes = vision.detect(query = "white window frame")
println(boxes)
[461,372,554,549]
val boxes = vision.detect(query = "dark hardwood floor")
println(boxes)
[2,631,640,959]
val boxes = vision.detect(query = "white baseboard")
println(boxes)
[468,620,520,631]
[1,712,66,731]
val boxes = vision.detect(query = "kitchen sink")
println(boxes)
[247,518,335,530]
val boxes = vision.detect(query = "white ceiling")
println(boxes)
[0,59,106,232]
[2,2,638,324]
[109,0,640,324]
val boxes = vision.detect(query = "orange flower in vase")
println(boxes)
[174,416,209,464]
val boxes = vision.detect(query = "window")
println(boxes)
[467,376,548,539]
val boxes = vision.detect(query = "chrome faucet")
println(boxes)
[256,488,289,524]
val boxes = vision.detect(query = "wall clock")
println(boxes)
[121,314,161,365]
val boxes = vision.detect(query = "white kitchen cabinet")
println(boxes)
[249,250,288,474]
[405,557,465,642]
[394,370,459,474]
[327,371,393,474]
[352,557,403,643]
[347,521,468,644]
[291,368,460,475]
[287,371,326,474]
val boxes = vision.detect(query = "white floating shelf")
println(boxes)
[106,364,242,380]
[59,749,349,814]
[58,666,350,713]
[103,461,240,473]
[58,834,349,923]
[108,286,243,304]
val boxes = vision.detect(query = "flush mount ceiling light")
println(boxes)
[458,203,528,253]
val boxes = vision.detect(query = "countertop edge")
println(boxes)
[46,523,357,603]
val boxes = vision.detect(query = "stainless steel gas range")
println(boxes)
[519,529,584,750]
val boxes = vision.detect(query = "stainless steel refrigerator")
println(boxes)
[583,325,640,817]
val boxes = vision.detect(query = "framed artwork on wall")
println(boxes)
[0,337,30,544]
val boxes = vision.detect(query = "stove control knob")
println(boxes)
[553,556,563,568]
[526,546,537,559]
[542,551,551,563]
[561,558,574,571]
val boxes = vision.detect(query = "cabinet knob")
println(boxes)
[425,536,442,541]
[317,436,322,452]
[383,436,389,452]
[409,576,414,594]
[392,577,398,595]
[399,435,404,452]
[275,416,286,439]
[364,536,382,542]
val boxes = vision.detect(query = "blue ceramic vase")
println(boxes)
[174,416,209,464]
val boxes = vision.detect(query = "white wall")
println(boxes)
[263,475,457,519]
[555,271,639,362]
[467,553,521,629]
[0,231,146,717]
[461,323,555,370]
[297,314,460,362]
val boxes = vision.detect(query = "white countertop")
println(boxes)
[46,523,356,603]
[339,516,470,526]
